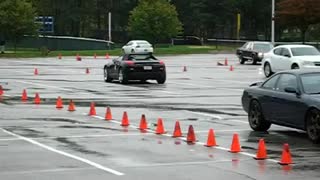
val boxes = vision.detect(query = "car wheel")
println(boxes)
[306,109,320,143]
[240,57,246,64]
[104,68,113,82]
[157,73,166,84]
[291,64,300,69]
[252,59,258,65]
[264,62,273,77]
[118,69,128,84]
[248,100,271,131]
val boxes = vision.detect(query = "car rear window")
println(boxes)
[253,43,273,52]
[127,54,157,61]
[137,42,151,47]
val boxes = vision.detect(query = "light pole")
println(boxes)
[271,0,275,44]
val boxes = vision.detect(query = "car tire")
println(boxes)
[291,64,300,69]
[118,68,128,84]
[240,57,246,64]
[157,73,166,84]
[248,100,271,131]
[104,68,112,82]
[306,109,320,144]
[264,62,273,78]
[252,58,258,65]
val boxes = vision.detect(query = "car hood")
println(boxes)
[294,56,320,62]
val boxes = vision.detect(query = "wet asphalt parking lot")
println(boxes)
[0,54,320,180]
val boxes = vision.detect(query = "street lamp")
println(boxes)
[271,0,275,44]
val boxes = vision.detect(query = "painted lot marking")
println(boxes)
[169,82,244,92]
[1,128,124,176]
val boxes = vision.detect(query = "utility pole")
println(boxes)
[271,0,275,44]
[108,12,111,42]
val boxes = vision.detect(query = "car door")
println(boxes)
[272,73,306,127]
[123,41,132,52]
[278,48,293,70]
[258,74,281,121]
[270,48,283,71]
[242,42,253,60]
[110,56,122,77]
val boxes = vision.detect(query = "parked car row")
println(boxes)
[238,42,320,143]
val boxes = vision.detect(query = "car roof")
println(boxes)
[130,40,150,43]
[247,41,273,44]
[275,44,314,48]
[276,69,320,76]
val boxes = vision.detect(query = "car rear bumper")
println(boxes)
[127,72,165,80]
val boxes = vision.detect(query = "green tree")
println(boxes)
[0,0,38,50]
[277,0,320,42]
[128,0,182,44]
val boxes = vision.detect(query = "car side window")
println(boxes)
[281,48,291,57]
[273,48,282,55]
[262,74,280,90]
[276,74,297,92]
[242,42,249,49]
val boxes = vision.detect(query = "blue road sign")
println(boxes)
[35,16,54,33]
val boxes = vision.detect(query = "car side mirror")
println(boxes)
[284,87,298,94]
[284,54,291,58]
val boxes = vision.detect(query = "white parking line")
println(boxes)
[187,111,248,124]
[1,128,124,176]
[169,82,244,92]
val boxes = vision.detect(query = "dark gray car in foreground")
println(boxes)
[242,70,320,143]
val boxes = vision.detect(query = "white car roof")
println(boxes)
[275,44,314,48]
[130,40,150,43]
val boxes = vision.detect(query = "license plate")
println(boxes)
[143,66,152,70]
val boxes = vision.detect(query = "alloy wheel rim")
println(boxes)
[264,64,270,76]
[250,104,259,127]
[119,71,123,82]
[104,69,108,80]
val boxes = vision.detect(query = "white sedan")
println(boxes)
[262,44,320,77]
[122,40,153,54]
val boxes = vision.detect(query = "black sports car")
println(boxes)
[242,70,320,143]
[236,41,273,64]
[103,53,166,84]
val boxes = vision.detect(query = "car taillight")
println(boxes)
[159,60,165,65]
[125,61,135,66]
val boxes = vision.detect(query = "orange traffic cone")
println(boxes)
[76,54,81,61]
[21,89,28,101]
[88,102,96,116]
[224,58,228,66]
[34,93,41,104]
[94,53,97,59]
[58,53,62,59]
[104,107,112,120]
[186,125,196,144]
[56,96,63,109]
[106,53,109,59]
[230,133,241,153]
[121,111,130,126]
[254,139,267,160]
[172,121,182,137]
[279,143,293,165]
[86,68,90,74]
[205,129,217,147]
[155,118,165,134]
[183,66,187,72]
[68,100,76,111]
[0,85,3,96]
[139,114,148,130]
[34,68,38,75]
[229,65,234,71]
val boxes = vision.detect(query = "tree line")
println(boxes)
[1,0,320,44]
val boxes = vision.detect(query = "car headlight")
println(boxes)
[302,61,314,66]
[258,52,264,59]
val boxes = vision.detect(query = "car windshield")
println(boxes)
[127,54,156,61]
[253,43,273,52]
[291,47,320,56]
[301,73,320,94]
